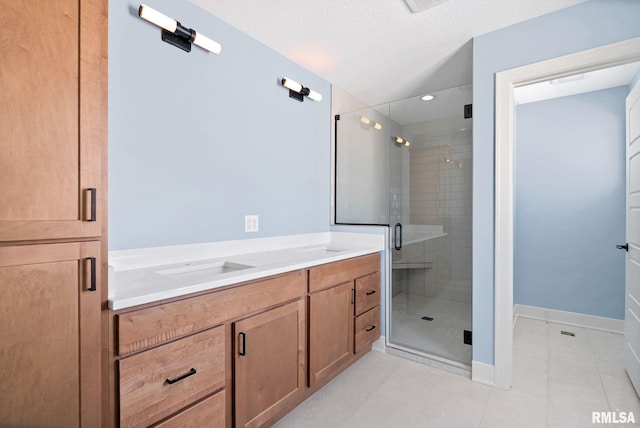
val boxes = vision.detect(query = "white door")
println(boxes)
[625,78,640,397]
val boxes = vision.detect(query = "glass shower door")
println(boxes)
[334,85,473,367]
[388,86,473,366]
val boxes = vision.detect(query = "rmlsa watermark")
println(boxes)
[592,411,636,424]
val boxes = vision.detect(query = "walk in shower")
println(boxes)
[335,85,473,368]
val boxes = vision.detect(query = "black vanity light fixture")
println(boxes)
[393,136,411,147]
[281,77,323,102]
[138,4,222,54]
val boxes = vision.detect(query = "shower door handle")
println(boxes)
[394,223,402,250]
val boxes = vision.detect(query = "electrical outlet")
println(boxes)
[244,215,259,232]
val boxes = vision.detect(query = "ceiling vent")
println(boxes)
[404,0,448,13]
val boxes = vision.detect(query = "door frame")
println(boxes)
[493,36,640,389]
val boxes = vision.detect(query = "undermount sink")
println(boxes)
[156,261,253,276]
[296,246,347,254]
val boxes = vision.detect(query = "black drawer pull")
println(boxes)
[165,368,196,385]
[366,325,376,332]
[88,257,97,292]
[366,290,376,296]
[239,332,246,356]
[88,188,97,222]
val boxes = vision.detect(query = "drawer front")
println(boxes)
[308,253,380,293]
[119,327,225,428]
[355,306,380,354]
[117,270,305,355]
[355,272,380,316]
[153,391,225,428]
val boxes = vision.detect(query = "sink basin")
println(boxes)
[157,261,253,276]
[296,246,347,254]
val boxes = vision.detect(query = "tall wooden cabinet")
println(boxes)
[0,0,107,426]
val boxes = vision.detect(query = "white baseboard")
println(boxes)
[472,361,495,387]
[514,304,624,334]
[372,336,386,353]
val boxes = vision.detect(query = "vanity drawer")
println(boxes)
[355,306,380,354]
[308,253,380,292]
[355,272,380,316]
[116,270,305,355]
[153,391,225,428]
[119,327,225,428]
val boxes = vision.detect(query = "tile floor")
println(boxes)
[274,318,640,428]
[391,292,472,364]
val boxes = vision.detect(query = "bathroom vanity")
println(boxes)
[108,234,383,427]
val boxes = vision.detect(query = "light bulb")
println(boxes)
[307,88,323,102]
[395,137,404,144]
[192,32,222,54]
[139,4,177,33]
[360,116,371,125]
[373,122,382,130]
[282,77,303,93]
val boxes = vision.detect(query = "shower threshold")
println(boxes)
[384,342,472,378]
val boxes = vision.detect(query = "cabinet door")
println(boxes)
[308,281,355,387]
[0,241,101,427]
[234,300,305,428]
[0,0,104,242]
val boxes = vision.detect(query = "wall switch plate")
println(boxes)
[244,215,259,232]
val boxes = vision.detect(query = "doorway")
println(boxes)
[493,36,640,389]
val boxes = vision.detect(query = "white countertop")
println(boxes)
[108,232,384,310]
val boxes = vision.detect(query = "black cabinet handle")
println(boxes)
[165,368,196,385]
[351,288,355,304]
[366,325,376,332]
[88,257,96,292]
[87,188,97,222]
[366,290,376,296]
[239,332,246,356]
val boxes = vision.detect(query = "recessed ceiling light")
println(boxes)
[421,94,435,101]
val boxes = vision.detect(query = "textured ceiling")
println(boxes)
[192,0,586,105]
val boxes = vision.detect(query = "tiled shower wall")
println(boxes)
[405,116,472,295]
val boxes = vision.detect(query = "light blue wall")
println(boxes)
[514,87,627,319]
[472,0,640,365]
[109,0,331,250]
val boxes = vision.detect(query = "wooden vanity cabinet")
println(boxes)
[307,253,381,389]
[308,282,354,387]
[111,253,381,427]
[354,272,382,354]
[119,327,226,428]
[234,300,306,428]
[113,270,306,428]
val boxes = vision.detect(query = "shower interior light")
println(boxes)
[393,136,410,147]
